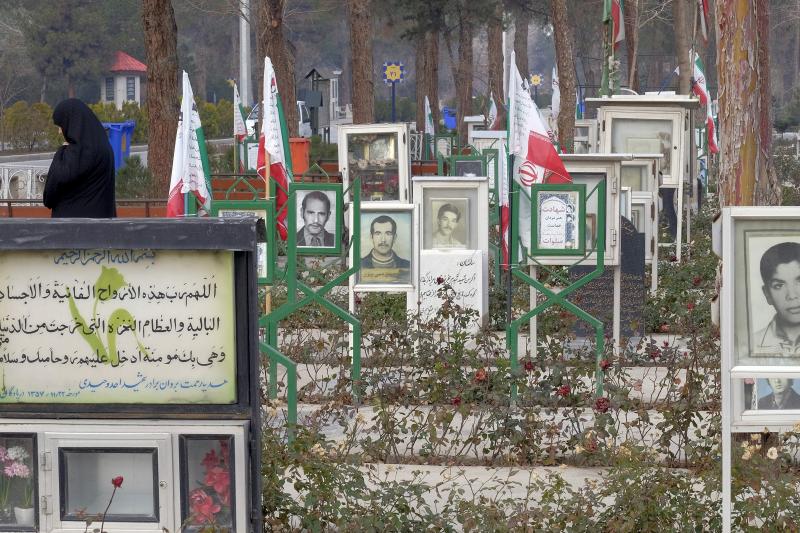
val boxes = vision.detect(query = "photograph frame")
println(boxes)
[354,203,416,291]
[449,154,487,178]
[211,199,274,285]
[530,183,586,256]
[289,182,344,256]
[427,197,470,250]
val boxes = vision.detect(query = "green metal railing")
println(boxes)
[506,177,608,400]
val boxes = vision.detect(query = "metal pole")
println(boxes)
[391,82,397,122]
[239,0,252,107]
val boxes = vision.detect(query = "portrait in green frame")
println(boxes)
[449,154,487,177]
[530,184,587,256]
[290,182,344,256]
[211,199,274,284]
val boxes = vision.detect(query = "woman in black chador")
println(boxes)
[44,99,116,217]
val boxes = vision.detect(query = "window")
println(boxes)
[126,77,136,101]
[60,448,158,522]
[105,78,114,101]
[0,434,37,530]
[180,436,235,531]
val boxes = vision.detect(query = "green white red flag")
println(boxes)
[506,51,572,263]
[697,0,710,44]
[604,0,625,50]
[167,71,212,217]
[257,56,293,240]
[691,53,718,154]
[233,82,248,141]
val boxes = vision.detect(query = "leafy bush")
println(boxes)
[2,101,59,150]
[115,156,153,199]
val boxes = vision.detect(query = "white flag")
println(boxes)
[167,71,212,217]
[233,83,248,141]
[488,92,498,129]
[551,66,560,120]
[424,95,435,136]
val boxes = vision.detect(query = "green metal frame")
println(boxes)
[211,199,276,285]
[530,184,587,256]
[506,175,607,400]
[449,154,487,177]
[433,133,457,158]
[290,182,344,256]
[262,179,364,403]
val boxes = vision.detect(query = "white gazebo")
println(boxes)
[100,51,147,109]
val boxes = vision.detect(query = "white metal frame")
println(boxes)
[408,176,490,325]
[349,202,417,293]
[631,192,659,294]
[338,123,411,205]
[0,420,248,533]
[574,118,599,154]
[721,207,800,532]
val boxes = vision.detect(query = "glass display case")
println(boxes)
[338,124,410,203]
[0,435,36,531]
[573,119,598,154]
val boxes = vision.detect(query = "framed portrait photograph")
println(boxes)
[745,378,800,411]
[451,155,486,177]
[291,182,343,256]
[356,205,414,289]
[530,184,586,256]
[211,199,273,285]
[428,198,469,250]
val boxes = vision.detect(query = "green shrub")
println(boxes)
[115,156,153,199]
[2,101,58,151]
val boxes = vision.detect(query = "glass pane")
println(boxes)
[346,132,400,201]
[621,165,647,191]
[181,436,235,530]
[571,173,606,250]
[61,449,157,521]
[610,118,673,178]
[0,435,36,528]
[630,204,647,233]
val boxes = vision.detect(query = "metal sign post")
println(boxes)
[382,61,405,122]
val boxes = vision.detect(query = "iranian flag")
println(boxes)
[233,82,248,141]
[487,92,499,130]
[604,0,625,50]
[167,71,212,218]
[691,53,719,154]
[697,0,710,44]
[257,56,293,240]
[424,95,435,137]
[505,51,572,262]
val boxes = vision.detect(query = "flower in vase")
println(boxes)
[6,447,28,462]
[201,449,220,470]
[3,462,29,478]
[0,447,8,463]
[204,466,230,496]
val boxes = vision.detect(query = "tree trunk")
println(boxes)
[416,33,425,131]
[673,0,691,94]
[487,4,505,129]
[455,10,473,142]
[258,0,298,137]
[513,6,530,78]
[425,30,441,128]
[623,0,639,92]
[142,0,180,197]
[347,0,374,124]
[552,0,576,152]
[715,0,780,206]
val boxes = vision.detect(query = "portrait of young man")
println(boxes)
[360,213,411,284]
[756,377,800,410]
[297,190,335,248]
[752,241,800,357]
[431,201,467,249]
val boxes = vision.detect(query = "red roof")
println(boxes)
[109,51,146,73]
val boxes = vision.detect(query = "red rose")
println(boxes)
[662,340,670,348]
[599,359,612,371]
[354,294,362,305]
[523,359,535,372]
[557,384,571,397]
[594,397,611,413]
[649,349,660,359]
[436,276,445,285]
[669,255,678,262]
[686,302,695,310]
[451,396,462,406]
[190,488,221,524]
[111,476,123,488]
[659,324,670,333]
[474,368,488,383]
[692,276,702,286]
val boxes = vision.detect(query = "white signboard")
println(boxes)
[538,192,579,250]
[0,249,237,404]
[411,249,486,327]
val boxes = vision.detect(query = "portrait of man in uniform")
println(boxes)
[296,190,336,248]
[359,213,411,285]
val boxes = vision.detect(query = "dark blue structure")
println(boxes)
[102,120,136,170]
